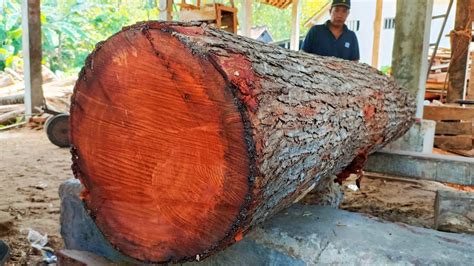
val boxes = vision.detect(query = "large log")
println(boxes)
[70,21,415,263]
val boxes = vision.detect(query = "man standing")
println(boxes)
[302,0,359,61]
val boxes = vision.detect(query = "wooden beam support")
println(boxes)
[424,105,474,120]
[435,121,472,135]
[446,0,473,102]
[392,0,434,118]
[241,0,253,37]
[372,0,383,68]
[21,0,44,116]
[290,0,301,51]
[468,51,474,100]
[434,135,472,150]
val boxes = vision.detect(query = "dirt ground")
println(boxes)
[0,128,70,265]
[0,127,469,265]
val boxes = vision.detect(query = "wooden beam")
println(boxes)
[241,0,253,37]
[468,51,474,100]
[21,0,44,116]
[446,0,472,102]
[435,121,472,135]
[434,135,472,150]
[290,0,301,51]
[372,0,383,68]
[424,105,474,120]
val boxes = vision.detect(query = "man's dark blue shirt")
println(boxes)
[302,20,360,61]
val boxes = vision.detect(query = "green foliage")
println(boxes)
[380,65,392,76]
[0,0,22,70]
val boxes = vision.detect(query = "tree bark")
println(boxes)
[446,0,472,102]
[70,21,415,263]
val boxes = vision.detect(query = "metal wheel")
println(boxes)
[46,113,70,148]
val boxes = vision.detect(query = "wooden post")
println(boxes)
[241,0,253,37]
[290,0,301,51]
[372,0,383,68]
[446,0,473,102]
[392,0,433,118]
[159,0,173,21]
[468,51,474,100]
[21,0,44,116]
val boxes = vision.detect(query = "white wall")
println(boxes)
[378,0,396,68]
[348,0,377,64]
[430,0,456,49]
[309,0,455,69]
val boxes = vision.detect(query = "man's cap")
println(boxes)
[332,0,351,9]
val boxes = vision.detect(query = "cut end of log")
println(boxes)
[70,23,251,262]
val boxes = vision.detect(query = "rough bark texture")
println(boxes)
[70,21,415,263]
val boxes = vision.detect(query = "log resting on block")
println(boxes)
[70,21,415,263]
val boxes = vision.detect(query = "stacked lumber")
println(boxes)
[426,48,474,101]
[426,48,451,99]
[424,104,474,156]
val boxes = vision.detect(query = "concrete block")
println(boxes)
[58,179,137,264]
[435,190,474,234]
[384,119,435,154]
[365,149,474,185]
[57,249,113,266]
[60,179,474,265]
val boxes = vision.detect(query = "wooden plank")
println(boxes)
[259,0,292,9]
[449,148,474,157]
[435,121,472,135]
[434,135,472,150]
[446,0,472,102]
[179,7,216,21]
[424,105,474,120]
[430,63,450,71]
[426,81,448,90]
[427,72,448,82]
[435,190,474,234]
[371,0,383,68]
